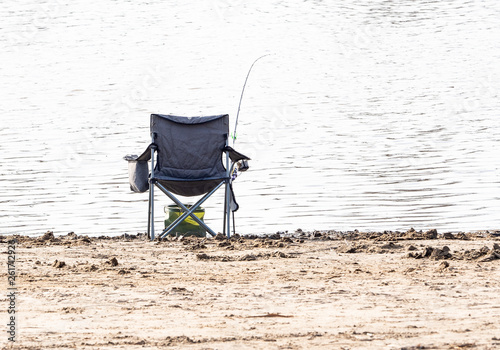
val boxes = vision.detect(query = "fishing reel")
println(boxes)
[231,160,249,181]
[237,160,249,172]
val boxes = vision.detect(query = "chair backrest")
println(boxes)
[150,114,229,180]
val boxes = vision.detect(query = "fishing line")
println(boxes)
[232,54,271,146]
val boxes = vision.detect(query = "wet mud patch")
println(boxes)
[107,257,119,266]
[4,232,148,247]
[245,312,293,318]
[337,241,404,254]
[74,331,327,348]
[61,307,85,314]
[457,244,500,262]
[85,264,99,272]
[408,246,452,260]
[407,244,500,262]
[178,235,295,252]
[196,250,295,262]
[296,228,440,241]
[163,336,199,346]
[52,260,66,268]
[160,287,194,296]
[4,228,497,249]
[195,253,233,262]
[290,228,499,241]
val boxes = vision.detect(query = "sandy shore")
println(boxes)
[1,229,500,349]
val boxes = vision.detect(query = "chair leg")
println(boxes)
[223,188,227,237]
[147,191,151,239]
[225,180,231,238]
[223,182,229,237]
[150,182,155,241]
[232,211,236,236]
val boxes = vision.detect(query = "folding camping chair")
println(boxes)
[125,114,249,240]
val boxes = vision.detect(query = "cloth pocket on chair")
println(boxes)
[125,156,149,193]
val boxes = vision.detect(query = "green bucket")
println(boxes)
[164,204,206,237]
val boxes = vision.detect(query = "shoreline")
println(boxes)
[1,230,499,349]
[3,226,500,241]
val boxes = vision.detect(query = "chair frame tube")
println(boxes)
[147,134,236,241]
[148,134,157,240]
[157,181,222,239]
[224,149,231,238]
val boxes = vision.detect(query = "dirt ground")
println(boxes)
[1,229,500,350]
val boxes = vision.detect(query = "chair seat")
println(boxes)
[154,166,227,182]
[154,175,228,182]
[154,176,228,197]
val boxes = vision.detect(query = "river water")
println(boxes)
[1,0,499,236]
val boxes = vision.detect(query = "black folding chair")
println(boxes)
[125,114,249,240]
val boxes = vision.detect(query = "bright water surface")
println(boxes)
[1,0,499,236]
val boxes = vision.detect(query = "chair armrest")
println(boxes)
[223,146,251,163]
[123,143,155,162]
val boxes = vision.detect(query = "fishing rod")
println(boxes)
[229,54,270,236]
[232,54,271,146]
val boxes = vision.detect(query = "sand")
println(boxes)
[1,229,500,349]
